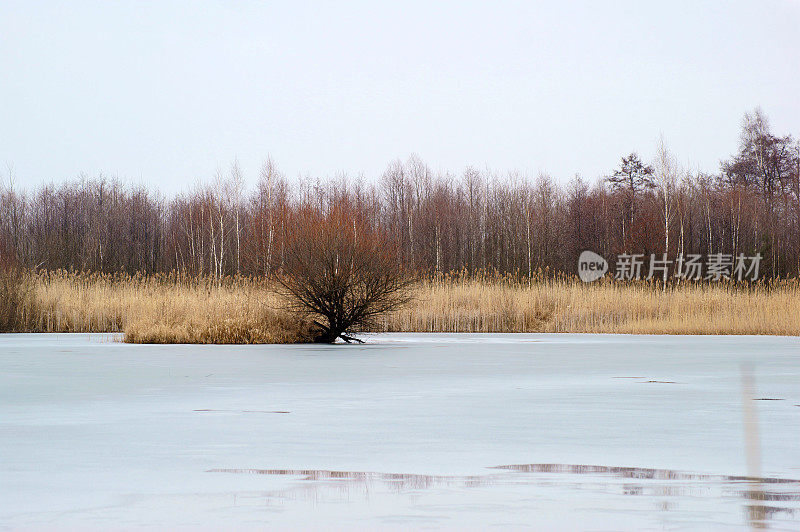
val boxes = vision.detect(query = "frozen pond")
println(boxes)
[1,333,799,530]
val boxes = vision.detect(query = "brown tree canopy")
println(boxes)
[274,204,414,343]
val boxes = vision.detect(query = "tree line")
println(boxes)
[1,108,798,279]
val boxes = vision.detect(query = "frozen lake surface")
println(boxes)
[1,333,799,530]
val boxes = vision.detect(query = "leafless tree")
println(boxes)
[274,203,415,343]
[652,136,680,254]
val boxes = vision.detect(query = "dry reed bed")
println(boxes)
[18,272,311,343]
[381,278,800,336]
[12,271,800,342]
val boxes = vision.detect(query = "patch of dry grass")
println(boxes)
[379,276,800,336]
[10,271,800,341]
[20,271,312,343]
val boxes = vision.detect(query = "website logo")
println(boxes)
[578,251,608,282]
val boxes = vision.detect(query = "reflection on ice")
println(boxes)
[210,463,800,528]
[209,468,489,491]
[495,463,800,483]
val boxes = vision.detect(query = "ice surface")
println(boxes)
[1,333,799,530]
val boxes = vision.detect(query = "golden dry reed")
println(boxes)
[11,270,800,342]
[17,271,312,343]
[381,273,800,336]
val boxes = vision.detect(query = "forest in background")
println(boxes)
[1,108,799,280]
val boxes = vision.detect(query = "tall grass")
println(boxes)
[380,274,800,336]
[6,271,800,341]
[16,271,312,343]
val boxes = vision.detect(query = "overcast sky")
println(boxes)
[1,0,798,194]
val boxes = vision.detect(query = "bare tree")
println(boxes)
[275,203,415,343]
[652,136,680,254]
[228,160,245,275]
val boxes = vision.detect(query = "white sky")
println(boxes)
[1,0,798,194]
